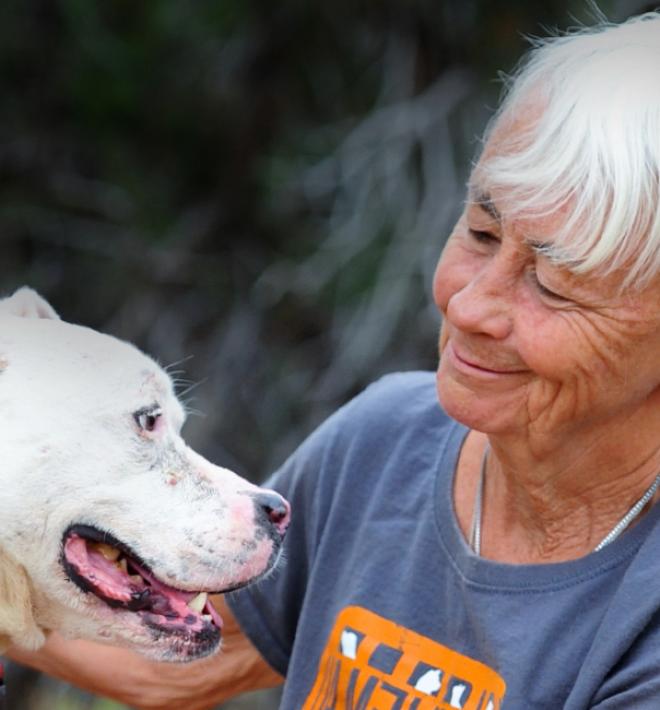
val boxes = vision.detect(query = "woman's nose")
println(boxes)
[445,268,514,340]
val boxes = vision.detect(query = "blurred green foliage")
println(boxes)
[0,0,650,707]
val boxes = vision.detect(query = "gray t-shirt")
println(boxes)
[228,371,660,709]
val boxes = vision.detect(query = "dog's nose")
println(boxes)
[254,490,291,538]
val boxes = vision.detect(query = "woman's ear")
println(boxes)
[0,287,60,321]
[0,548,45,653]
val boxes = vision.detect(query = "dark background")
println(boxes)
[1,1,651,707]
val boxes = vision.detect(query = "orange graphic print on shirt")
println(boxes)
[302,606,506,710]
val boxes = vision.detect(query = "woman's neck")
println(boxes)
[455,414,660,563]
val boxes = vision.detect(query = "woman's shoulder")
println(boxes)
[277,370,455,486]
[313,370,457,458]
[346,370,448,424]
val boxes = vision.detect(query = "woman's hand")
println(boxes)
[7,596,282,710]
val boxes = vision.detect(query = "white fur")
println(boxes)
[0,287,283,661]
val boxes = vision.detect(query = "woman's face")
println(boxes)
[433,153,660,442]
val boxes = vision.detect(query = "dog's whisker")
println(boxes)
[168,372,193,382]
[183,407,206,419]
[177,378,207,398]
[170,377,196,389]
[163,354,195,373]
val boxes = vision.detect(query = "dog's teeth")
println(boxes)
[188,592,207,613]
[128,574,142,584]
[201,614,212,622]
[116,558,128,574]
[94,543,120,562]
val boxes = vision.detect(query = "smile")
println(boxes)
[445,342,529,378]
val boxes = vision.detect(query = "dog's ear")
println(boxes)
[0,548,45,653]
[0,287,60,321]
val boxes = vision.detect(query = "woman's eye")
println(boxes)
[468,228,498,244]
[532,271,566,301]
[134,408,162,432]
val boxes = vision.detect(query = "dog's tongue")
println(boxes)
[62,535,217,625]
[62,532,225,650]
[64,535,142,604]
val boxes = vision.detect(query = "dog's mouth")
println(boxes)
[61,524,225,657]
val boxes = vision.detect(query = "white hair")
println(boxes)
[476,12,660,289]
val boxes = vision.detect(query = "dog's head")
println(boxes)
[0,288,289,662]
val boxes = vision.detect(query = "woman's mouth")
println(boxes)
[445,341,528,377]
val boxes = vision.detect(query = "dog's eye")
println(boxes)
[134,407,162,433]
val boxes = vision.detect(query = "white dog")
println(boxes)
[0,287,289,663]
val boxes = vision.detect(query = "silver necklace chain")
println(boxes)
[469,446,660,556]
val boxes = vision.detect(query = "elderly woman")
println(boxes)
[10,11,660,710]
